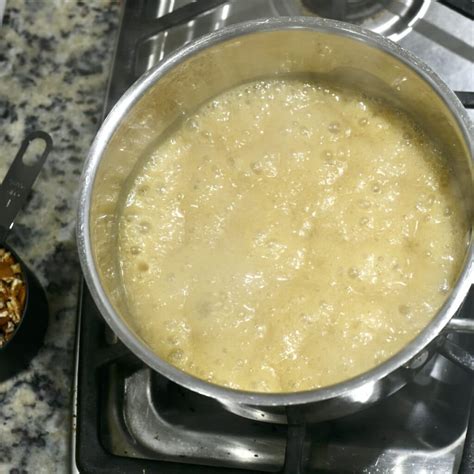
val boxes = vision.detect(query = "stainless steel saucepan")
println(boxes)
[77,18,473,424]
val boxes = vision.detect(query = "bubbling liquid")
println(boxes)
[117,78,468,392]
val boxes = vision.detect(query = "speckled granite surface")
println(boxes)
[0,2,120,472]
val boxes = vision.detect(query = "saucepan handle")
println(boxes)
[442,288,474,374]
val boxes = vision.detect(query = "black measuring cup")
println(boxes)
[0,131,52,382]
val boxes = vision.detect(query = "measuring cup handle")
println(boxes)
[0,131,52,244]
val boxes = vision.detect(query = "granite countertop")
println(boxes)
[0,2,120,472]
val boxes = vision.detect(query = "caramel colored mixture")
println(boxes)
[117,79,467,392]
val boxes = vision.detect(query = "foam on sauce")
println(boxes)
[117,79,467,392]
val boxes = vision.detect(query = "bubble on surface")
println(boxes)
[168,348,185,363]
[348,267,360,279]
[139,221,151,233]
[167,335,179,346]
[444,206,453,217]
[372,182,381,193]
[439,280,450,294]
[328,121,341,134]
[185,118,199,132]
[300,125,311,137]
[250,161,262,175]
[398,304,410,315]
[138,185,149,195]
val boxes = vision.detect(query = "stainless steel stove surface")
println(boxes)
[72,1,474,472]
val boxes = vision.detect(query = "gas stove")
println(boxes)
[72,1,474,472]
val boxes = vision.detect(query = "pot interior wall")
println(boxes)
[89,27,472,341]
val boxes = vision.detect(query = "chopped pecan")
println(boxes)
[0,249,26,348]
[0,262,14,279]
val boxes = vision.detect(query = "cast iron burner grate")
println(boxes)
[72,1,474,472]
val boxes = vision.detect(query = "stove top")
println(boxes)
[72,1,474,472]
[274,0,432,40]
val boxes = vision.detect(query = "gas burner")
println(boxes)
[273,0,431,41]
